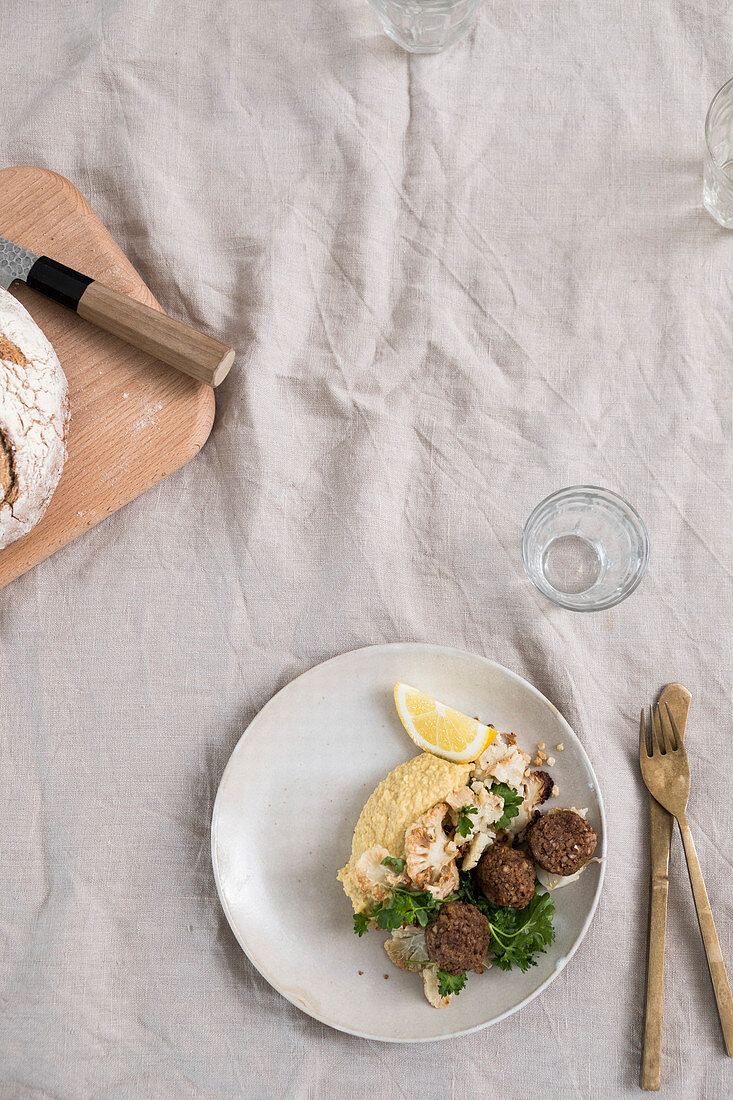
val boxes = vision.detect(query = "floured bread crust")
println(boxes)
[0,287,69,549]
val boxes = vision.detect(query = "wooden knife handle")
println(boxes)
[78,282,234,387]
[26,254,234,387]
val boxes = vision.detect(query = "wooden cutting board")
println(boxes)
[0,166,215,588]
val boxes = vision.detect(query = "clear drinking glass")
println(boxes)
[521,486,649,612]
[703,77,733,228]
[368,0,483,54]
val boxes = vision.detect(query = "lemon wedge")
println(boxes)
[393,683,497,763]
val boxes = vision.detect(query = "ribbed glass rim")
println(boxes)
[705,76,733,180]
[521,484,650,612]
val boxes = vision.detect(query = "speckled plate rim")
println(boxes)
[211,642,607,1043]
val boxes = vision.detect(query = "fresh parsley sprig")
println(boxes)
[353,885,442,936]
[372,887,442,930]
[436,969,467,997]
[455,804,478,838]
[458,873,555,971]
[380,855,406,874]
[353,912,370,936]
[483,891,555,971]
[490,783,523,830]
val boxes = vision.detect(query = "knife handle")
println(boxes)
[678,816,733,1055]
[642,799,670,1091]
[26,255,234,388]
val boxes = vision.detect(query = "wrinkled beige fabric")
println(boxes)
[0,1,730,1096]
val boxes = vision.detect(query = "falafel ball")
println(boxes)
[424,901,490,974]
[528,809,597,876]
[475,844,536,909]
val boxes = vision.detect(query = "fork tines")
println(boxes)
[640,703,682,757]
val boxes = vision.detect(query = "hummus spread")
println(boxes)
[337,753,471,913]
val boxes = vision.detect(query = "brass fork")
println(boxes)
[639,703,733,1056]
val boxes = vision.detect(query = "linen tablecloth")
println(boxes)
[1,1,731,1096]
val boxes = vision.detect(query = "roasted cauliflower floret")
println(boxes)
[471,781,505,831]
[422,966,451,1009]
[473,733,530,789]
[447,781,504,846]
[505,769,554,838]
[445,785,475,813]
[524,769,554,807]
[461,830,492,871]
[404,803,459,899]
[384,926,431,972]
[355,845,407,901]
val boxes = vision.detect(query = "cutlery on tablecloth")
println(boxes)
[640,701,733,1065]
[640,683,690,1091]
[0,233,233,387]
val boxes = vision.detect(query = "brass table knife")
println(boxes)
[641,682,691,1091]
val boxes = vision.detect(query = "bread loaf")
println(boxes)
[0,287,69,549]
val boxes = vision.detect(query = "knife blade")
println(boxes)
[0,233,233,387]
[641,682,691,1091]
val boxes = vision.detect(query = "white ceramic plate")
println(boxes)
[211,643,606,1042]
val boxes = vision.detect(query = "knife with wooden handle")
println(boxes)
[641,682,691,1091]
[0,234,234,387]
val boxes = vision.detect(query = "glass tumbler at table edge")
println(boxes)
[703,76,733,228]
[368,0,483,54]
[521,486,649,612]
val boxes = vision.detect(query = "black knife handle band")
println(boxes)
[26,256,93,311]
